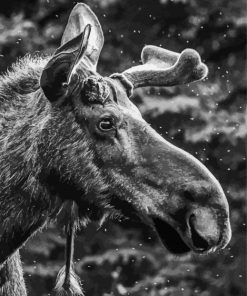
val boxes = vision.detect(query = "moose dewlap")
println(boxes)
[0,3,231,296]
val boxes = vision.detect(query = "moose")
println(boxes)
[0,3,231,296]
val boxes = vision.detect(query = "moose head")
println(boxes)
[40,3,231,256]
[0,3,231,296]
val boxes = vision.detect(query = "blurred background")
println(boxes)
[0,0,246,295]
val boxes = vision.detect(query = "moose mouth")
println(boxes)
[107,195,210,255]
[152,217,210,255]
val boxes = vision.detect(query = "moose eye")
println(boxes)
[98,117,115,131]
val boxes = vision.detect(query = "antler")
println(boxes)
[112,45,208,91]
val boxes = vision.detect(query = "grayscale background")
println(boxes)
[0,0,245,295]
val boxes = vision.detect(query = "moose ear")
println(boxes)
[40,4,104,104]
[40,25,91,104]
[61,3,104,70]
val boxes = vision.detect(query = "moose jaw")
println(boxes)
[0,3,231,296]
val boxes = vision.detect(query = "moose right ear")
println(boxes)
[61,3,104,70]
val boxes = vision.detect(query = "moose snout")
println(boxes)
[152,180,232,255]
[180,182,232,253]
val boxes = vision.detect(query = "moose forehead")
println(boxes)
[106,77,142,119]
[78,74,142,120]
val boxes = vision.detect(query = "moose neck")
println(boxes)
[0,63,61,296]
[0,98,59,296]
[0,88,60,264]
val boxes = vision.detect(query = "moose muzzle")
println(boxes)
[140,130,232,255]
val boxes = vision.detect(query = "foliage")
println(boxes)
[0,0,246,295]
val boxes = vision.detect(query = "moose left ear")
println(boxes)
[40,25,91,104]
[40,4,104,104]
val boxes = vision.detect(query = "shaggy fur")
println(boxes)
[0,55,111,295]
[0,253,26,296]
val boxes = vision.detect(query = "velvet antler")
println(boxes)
[111,45,208,92]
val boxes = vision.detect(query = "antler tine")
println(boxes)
[142,45,179,67]
[122,45,208,89]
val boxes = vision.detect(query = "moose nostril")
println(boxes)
[189,215,210,251]
[183,190,195,202]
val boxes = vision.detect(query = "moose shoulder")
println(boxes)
[0,3,231,296]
